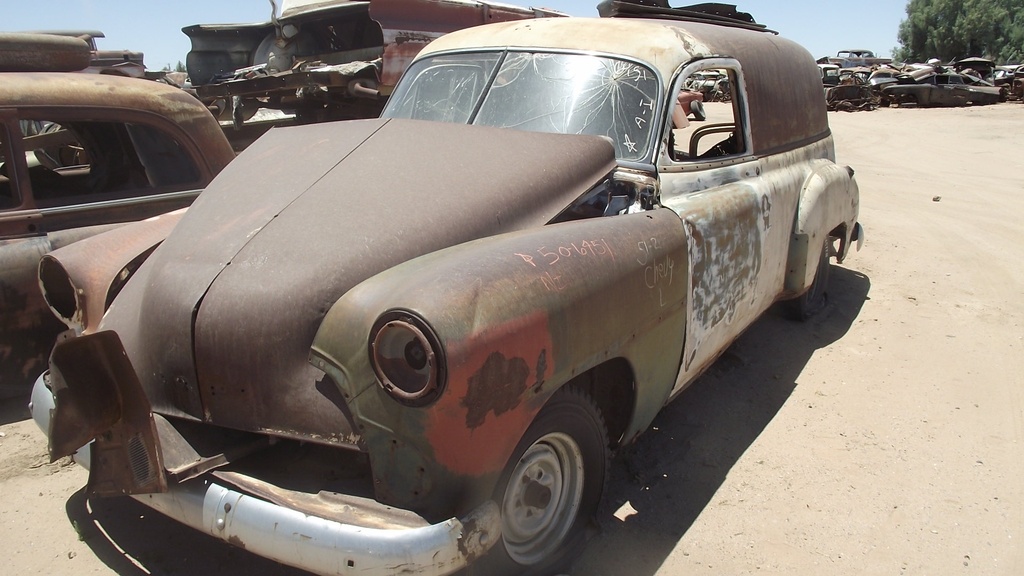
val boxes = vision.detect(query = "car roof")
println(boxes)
[0,72,215,126]
[421,17,815,80]
[0,72,235,169]
[417,17,829,155]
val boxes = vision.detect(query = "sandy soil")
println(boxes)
[1,103,1022,576]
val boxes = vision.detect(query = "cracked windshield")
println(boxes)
[385,51,660,161]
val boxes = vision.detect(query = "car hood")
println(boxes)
[101,118,617,445]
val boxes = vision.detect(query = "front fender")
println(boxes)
[785,160,859,296]
[310,209,688,516]
[37,209,185,333]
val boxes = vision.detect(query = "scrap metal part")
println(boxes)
[0,33,91,72]
[826,84,876,112]
[183,0,566,141]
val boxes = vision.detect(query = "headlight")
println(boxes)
[368,310,445,406]
[38,255,84,332]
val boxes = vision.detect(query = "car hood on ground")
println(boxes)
[100,118,617,446]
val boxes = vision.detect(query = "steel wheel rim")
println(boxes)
[501,431,585,565]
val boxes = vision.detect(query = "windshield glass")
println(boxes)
[384,51,661,161]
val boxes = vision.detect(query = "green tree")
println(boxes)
[175,60,187,73]
[895,0,1023,64]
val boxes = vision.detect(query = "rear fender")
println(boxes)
[310,209,688,515]
[784,161,859,296]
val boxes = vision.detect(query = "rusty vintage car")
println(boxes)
[825,48,892,69]
[883,68,1005,107]
[30,4,862,575]
[0,33,235,397]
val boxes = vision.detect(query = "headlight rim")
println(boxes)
[368,309,447,407]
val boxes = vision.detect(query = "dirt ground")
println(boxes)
[1,103,1022,576]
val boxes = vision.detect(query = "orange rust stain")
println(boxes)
[423,311,553,477]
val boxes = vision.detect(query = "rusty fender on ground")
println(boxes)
[310,208,688,516]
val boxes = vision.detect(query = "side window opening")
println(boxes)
[0,128,13,209]
[127,123,199,187]
[667,66,746,163]
[20,119,201,208]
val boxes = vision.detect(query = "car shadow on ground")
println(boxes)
[65,488,314,575]
[0,392,32,426]
[570,265,871,576]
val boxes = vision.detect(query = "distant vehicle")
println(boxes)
[827,49,892,68]
[182,0,565,147]
[818,63,841,86]
[883,71,1004,107]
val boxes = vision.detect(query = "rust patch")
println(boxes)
[461,352,528,429]
[458,514,480,561]
[422,311,552,477]
[227,535,246,550]
[686,221,706,291]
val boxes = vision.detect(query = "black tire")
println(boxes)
[479,386,608,576]
[787,239,831,321]
[690,99,707,122]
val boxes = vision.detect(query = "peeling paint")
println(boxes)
[462,351,539,429]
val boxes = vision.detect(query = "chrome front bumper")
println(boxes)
[30,372,500,576]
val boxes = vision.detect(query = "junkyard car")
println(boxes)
[0,33,235,396]
[183,0,564,140]
[826,48,891,68]
[819,63,840,87]
[31,5,862,575]
[883,69,1004,107]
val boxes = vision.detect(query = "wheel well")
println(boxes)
[829,222,847,260]
[563,358,635,450]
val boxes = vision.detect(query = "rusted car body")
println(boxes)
[5,30,146,76]
[183,0,564,131]
[825,84,876,111]
[883,70,1003,107]
[0,49,235,396]
[31,6,862,575]
[819,63,840,86]
[992,64,1020,92]
[826,48,891,68]
[21,30,148,77]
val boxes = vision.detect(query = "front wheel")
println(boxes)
[483,386,608,575]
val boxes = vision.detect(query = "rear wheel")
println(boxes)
[787,239,831,321]
[483,386,608,575]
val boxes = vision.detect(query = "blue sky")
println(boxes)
[6,1,908,71]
